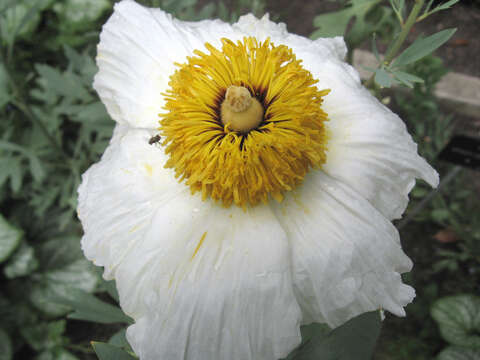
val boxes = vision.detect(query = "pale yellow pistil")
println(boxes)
[220,85,264,133]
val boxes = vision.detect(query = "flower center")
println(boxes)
[160,37,330,208]
[220,85,264,133]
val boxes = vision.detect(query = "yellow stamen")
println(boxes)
[160,37,330,208]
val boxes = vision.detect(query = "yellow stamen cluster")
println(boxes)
[160,37,330,208]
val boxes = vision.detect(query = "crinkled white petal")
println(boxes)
[234,14,348,64]
[314,59,439,220]
[271,170,415,328]
[234,13,438,221]
[94,0,239,129]
[78,128,302,360]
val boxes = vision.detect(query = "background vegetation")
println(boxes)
[0,0,478,359]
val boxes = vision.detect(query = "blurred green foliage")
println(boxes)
[0,0,268,359]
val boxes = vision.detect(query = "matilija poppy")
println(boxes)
[77,1,439,359]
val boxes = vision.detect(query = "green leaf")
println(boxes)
[109,329,131,351]
[3,242,38,278]
[312,0,382,38]
[0,1,41,43]
[0,214,23,264]
[37,348,80,360]
[393,28,457,67]
[20,320,66,352]
[30,259,98,316]
[52,288,132,324]
[391,70,424,88]
[0,64,10,109]
[432,208,450,222]
[34,64,90,101]
[53,0,110,27]
[431,295,480,348]
[424,0,460,19]
[290,311,382,360]
[92,342,137,360]
[0,328,13,360]
[104,280,120,303]
[36,236,83,271]
[374,68,394,88]
[437,346,480,360]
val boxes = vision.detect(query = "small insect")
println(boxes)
[148,134,161,145]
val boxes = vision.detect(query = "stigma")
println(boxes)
[220,85,264,133]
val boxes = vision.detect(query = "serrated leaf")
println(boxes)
[53,0,110,26]
[74,102,109,123]
[437,346,480,360]
[431,295,480,347]
[0,1,41,43]
[393,28,457,67]
[3,242,38,278]
[52,288,132,324]
[92,342,137,360]
[288,311,381,360]
[0,327,13,360]
[34,64,90,101]
[20,320,66,352]
[30,259,98,316]
[0,214,22,263]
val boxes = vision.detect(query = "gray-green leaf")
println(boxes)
[437,346,480,360]
[92,342,137,360]
[311,0,382,38]
[51,288,132,324]
[30,259,98,316]
[290,311,382,360]
[431,294,480,348]
[0,214,23,264]
[375,68,394,88]
[393,28,457,67]
[0,327,13,360]
[109,328,131,351]
[3,243,38,278]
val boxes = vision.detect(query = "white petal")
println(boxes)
[271,171,416,328]
[78,128,302,360]
[233,15,435,220]
[234,14,348,62]
[293,51,438,220]
[94,0,236,129]
[78,125,179,280]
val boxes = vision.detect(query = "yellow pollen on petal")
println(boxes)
[144,164,153,177]
[191,231,207,260]
[160,37,330,208]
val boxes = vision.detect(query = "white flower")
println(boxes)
[77,1,439,359]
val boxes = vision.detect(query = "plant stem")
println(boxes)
[364,0,425,90]
[383,0,425,65]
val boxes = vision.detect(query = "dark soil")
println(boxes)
[265,0,480,77]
